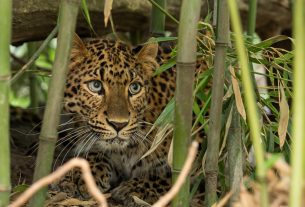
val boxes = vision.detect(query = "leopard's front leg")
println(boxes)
[54,153,118,199]
[110,169,171,207]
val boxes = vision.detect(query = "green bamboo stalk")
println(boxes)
[227,1,268,207]
[247,0,257,40]
[212,0,218,27]
[29,1,80,206]
[148,0,179,24]
[172,0,201,206]
[246,0,260,99]
[150,0,166,37]
[0,0,12,206]
[227,104,242,205]
[289,1,305,206]
[205,0,229,206]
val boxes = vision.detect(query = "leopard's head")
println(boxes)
[64,36,159,151]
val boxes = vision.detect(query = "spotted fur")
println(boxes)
[57,36,177,206]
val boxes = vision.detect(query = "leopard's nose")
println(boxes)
[106,119,129,132]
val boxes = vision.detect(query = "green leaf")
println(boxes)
[247,35,290,53]
[263,154,281,170]
[153,57,176,76]
[81,0,95,32]
[140,99,174,160]
[12,184,29,194]
[146,36,178,44]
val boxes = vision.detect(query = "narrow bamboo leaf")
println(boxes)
[230,66,246,121]
[133,196,152,206]
[10,184,29,199]
[203,12,213,24]
[278,82,289,149]
[223,86,233,101]
[141,123,173,160]
[167,139,173,168]
[247,35,290,53]
[193,101,204,125]
[219,103,233,156]
[153,98,175,126]
[104,0,113,26]
[248,57,269,65]
[279,71,293,97]
[194,69,212,95]
[153,57,176,76]
[263,154,281,170]
[261,98,279,116]
[198,21,214,34]
[145,37,178,44]
[141,99,174,160]
[273,52,293,64]
[189,173,204,200]
[192,95,211,129]
[12,184,29,194]
[81,0,95,32]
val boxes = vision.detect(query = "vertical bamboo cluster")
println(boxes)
[150,0,166,37]
[227,0,268,206]
[289,1,305,206]
[29,0,80,206]
[205,0,229,206]
[172,0,201,206]
[0,0,12,206]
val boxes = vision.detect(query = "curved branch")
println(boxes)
[9,158,108,207]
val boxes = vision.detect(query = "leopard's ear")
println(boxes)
[70,34,89,60]
[136,41,159,77]
[137,42,158,60]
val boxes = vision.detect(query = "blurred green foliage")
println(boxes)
[10,40,56,108]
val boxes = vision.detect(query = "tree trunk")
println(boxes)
[12,0,291,44]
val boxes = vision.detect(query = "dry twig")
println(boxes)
[9,158,108,207]
[152,141,199,207]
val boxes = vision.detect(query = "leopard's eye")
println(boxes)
[129,82,142,95]
[88,80,103,93]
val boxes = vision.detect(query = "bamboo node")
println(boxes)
[171,169,182,173]
[67,0,81,5]
[150,32,165,37]
[39,135,58,143]
[0,74,11,81]
[176,61,196,67]
[215,40,228,46]
[0,186,11,192]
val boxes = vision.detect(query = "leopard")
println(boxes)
[56,35,179,207]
